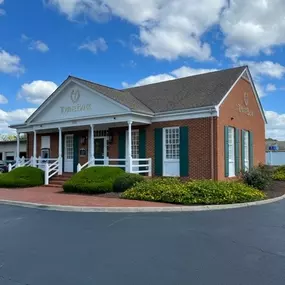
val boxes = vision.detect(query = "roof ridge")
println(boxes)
[69,75,125,93]
[123,66,247,90]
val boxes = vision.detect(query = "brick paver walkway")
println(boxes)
[0,187,173,207]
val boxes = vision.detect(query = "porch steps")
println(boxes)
[48,173,73,188]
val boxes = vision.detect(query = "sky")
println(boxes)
[0,0,284,139]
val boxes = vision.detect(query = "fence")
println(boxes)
[266,151,285,166]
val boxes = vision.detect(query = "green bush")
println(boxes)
[272,165,285,181]
[63,166,124,194]
[241,165,272,190]
[122,178,266,205]
[0,167,44,188]
[113,173,145,192]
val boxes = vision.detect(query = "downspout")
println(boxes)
[210,107,215,180]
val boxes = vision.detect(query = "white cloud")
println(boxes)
[171,66,217,78]
[0,94,8,104]
[123,66,217,87]
[47,0,227,61]
[79,38,108,54]
[242,61,285,80]
[122,74,175,88]
[265,111,285,140]
[0,108,36,133]
[17,80,58,104]
[0,49,24,75]
[266,84,277,92]
[220,0,285,60]
[21,34,49,53]
[29,40,49,53]
[0,0,5,16]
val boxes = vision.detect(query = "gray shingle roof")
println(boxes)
[71,66,246,114]
[125,66,246,112]
[71,76,153,114]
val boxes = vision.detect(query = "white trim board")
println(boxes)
[217,67,267,123]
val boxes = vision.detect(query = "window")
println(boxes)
[0,152,2,161]
[131,130,139,159]
[228,127,235,177]
[41,136,50,149]
[5,152,15,162]
[65,135,74,159]
[164,127,180,160]
[243,131,250,170]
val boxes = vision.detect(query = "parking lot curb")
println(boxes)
[0,194,284,213]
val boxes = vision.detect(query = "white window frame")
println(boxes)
[163,127,180,162]
[126,129,139,159]
[243,131,250,170]
[228,127,236,177]
[65,134,74,160]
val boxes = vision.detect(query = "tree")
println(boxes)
[0,134,26,141]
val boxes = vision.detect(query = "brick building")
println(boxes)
[10,66,266,183]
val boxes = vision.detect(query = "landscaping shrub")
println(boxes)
[63,166,124,194]
[272,165,285,181]
[0,167,44,188]
[113,173,145,192]
[241,164,272,190]
[122,178,266,205]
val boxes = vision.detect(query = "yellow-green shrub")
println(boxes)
[122,178,266,205]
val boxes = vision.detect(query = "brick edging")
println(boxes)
[0,195,284,213]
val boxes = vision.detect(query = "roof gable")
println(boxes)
[27,78,131,124]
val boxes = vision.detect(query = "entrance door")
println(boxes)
[95,138,105,165]
[64,134,74,172]
[163,127,180,177]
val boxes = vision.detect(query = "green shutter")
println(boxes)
[139,129,147,175]
[249,131,254,169]
[73,135,79,173]
[139,129,146,159]
[180,126,189,177]
[235,128,240,176]
[241,130,245,171]
[154,128,163,176]
[118,131,126,167]
[224,126,229,177]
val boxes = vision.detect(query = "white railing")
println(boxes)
[8,156,32,172]
[131,158,152,176]
[44,159,60,185]
[77,157,152,176]
[77,158,127,172]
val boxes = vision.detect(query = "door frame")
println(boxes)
[162,127,180,177]
[64,134,74,173]
[94,136,108,163]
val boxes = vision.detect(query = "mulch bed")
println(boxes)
[264,181,285,198]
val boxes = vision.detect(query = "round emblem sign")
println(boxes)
[244,92,249,106]
[71,89,80,103]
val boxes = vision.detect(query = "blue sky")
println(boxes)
[0,0,284,138]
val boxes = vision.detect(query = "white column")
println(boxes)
[128,121,133,173]
[16,132,20,166]
[33,130,37,167]
[58,127,63,175]
[90,124,95,166]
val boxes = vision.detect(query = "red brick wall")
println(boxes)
[145,118,217,179]
[27,131,89,165]
[217,77,266,180]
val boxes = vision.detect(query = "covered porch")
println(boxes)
[10,120,152,185]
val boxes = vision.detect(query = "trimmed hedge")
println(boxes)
[63,166,124,194]
[122,178,266,205]
[113,173,145,192]
[0,167,44,188]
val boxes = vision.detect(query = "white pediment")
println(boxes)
[30,81,129,124]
